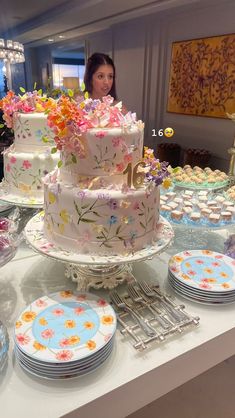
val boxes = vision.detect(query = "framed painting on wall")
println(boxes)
[167,33,235,118]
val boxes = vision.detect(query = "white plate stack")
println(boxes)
[14,290,116,379]
[168,250,235,305]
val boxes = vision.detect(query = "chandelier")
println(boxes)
[0,39,25,63]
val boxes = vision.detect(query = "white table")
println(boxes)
[0,229,235,418]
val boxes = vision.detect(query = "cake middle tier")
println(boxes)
[59,126,144,187]
[43,176,160,256]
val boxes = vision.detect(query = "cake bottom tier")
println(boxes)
[3,145,59,198]
[43,175,160,256]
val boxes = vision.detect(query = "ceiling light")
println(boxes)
[58,35,66,39]
[48,38,54,42]
[0,38,25,63]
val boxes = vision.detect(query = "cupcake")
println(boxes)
[171,210,183,221]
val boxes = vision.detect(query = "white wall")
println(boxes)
[85,0,235,170]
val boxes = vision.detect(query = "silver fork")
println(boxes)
[127,283,173,330]
[110,290,156,338]
[138,281,186,323]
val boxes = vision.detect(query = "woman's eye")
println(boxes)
[98,74,103,79]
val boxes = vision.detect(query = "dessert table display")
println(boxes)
[0,230,235,418]
[24,212,174,290]
[171,165,229,190]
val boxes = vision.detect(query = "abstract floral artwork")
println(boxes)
[167,33,235,118]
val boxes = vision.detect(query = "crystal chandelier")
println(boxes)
[0,39,25,63]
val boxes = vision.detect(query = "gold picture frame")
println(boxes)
[167,33,235,118]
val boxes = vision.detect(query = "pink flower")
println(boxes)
[22,160,32,170]
[59,338,70,348]
[55,350,73,362]
[95,131,106,139]
[10,156,17,164]
[35,299,47,307]
[6,163,11,172]
[16,334,30,345]
[97,298,108,307]
[116,162,125,172]
[187,270,196,276]
[52,308,64,316]
[74,306,85,315]
[133,201,140,210]
[41,328,54,339]
[112,137,122,147]
[124,154,132,163]
[195,259,204,264]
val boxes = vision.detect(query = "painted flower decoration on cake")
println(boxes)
[0,89,56,129]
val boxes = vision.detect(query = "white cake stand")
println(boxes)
[24,212,174,290]
[0,182,43,208]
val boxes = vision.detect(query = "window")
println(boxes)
[52,64,85,89]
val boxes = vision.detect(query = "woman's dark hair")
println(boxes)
[84,52,117,100]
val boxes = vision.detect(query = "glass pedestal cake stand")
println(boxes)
[24,212,174,291]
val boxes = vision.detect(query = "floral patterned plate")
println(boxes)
[14,290,116,363]
[168,250,235,293]
[24,212,174,266]
[0,182,43,208]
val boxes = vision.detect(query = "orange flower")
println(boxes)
[21,311,37,322]
[173,256,183,263]
[68,335,80,345]
[86,340,96,350]
[220,272,228,278]
[101,315,114,325]
[33,341,46,351]
[64,320,76,328]
[60,290,73,298]
[204,268,213,274]
[202,250,213,255]
[15,321,22,329]
[222,283,230,289]
[83,321,94,329]
[39,317,48,326]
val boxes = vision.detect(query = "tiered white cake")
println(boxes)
[43,124,160,256]
[3,113,59,199]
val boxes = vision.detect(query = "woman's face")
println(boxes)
[91,64,114,99]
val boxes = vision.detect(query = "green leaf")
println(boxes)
[81,203,91,209]
[57,160,63,168]
[84,91,89,99]
[96,236,104,240]
[92,211,101,217]
[19,87,26,93]
[116,225,121,235]
[138,213,144,216]
[33,82,37,89]
[81,82,85,92]
[81,218,96,223]
[0,123,5,129]
[117,236,124,241]
[68,89,74,97]
[42,136,49,143]
[103,242,112,248]
[51,147,58,154]
[38,89,43,96]
[140,221,145,229]
[141,202,145,208]
[74,201,81,215]
[71,153,77,164]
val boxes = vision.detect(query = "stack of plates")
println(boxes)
[14,290,116,379]
[168,250,235,305]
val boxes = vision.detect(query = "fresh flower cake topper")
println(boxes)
[0,89,56,129]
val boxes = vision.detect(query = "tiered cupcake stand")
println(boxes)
[24,213,174,290]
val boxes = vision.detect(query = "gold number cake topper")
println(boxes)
[123,162,146,189]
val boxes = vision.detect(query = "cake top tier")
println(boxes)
[47,95,144,157]
[0,90,56,129]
